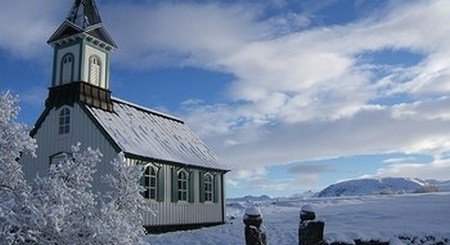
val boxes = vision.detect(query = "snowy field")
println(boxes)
[147,192,450,244]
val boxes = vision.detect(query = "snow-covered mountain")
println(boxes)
[317,177,435,197]
[227,195,272,203]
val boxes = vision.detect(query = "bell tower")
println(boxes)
[46,0,117,111]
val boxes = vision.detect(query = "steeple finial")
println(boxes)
[48,0,117,48]
[67,0,102,29]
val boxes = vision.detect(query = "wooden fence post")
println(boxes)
[243,207,267,245]
[298,205,324,245]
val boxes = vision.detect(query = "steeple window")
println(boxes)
[89,55,101,86]
[61,54,74,85]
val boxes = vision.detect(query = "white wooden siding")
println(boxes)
[125,158,224,226]
[21,103,119,193]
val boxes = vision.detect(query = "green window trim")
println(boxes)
[171,167,195,203]
[213,174,220,203]
[188,171,195,203]
[157,167,165,202]
[199,172,220,203]
[178,171,188,201]
[199,171,205,203]
[171,168,178,203]
[140,163,164,202]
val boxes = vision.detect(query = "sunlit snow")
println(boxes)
[147,193,450,244]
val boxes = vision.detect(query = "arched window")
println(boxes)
[58,108,70,135]
[143,165,157,200]
[177,171,188,201]
[61,53,74,85]
[89,55,101,86]
[204,174,214,202]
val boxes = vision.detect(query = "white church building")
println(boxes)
[21,0,229,232]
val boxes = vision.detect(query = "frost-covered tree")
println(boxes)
[0,91,149,244]
[0,91,40,243]
[96,153,150,245]
[32,144,102,244]
[32,147,150,245]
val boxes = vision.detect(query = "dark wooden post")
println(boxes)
[243,207,267,245]
[299,205,324,245]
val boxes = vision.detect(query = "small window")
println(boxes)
[58,108,70,135]
[204,174,214,202]
[61,53,74,85]
[143,165,157,200]
[89,55,101,86]
[177,171,188,201]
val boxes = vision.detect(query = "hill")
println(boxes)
[317,177,427,197]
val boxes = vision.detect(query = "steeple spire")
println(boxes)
[47,0,117,49]
[67,0,102,29]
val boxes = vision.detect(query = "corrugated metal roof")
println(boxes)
[86,98,228,171]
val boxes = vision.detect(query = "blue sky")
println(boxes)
[2,0,450,198]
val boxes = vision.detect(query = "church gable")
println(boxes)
[47,22,83,44]
[85,27,117,49]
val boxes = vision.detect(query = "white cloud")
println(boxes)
[0,0,64,59]
[169,0,450,184]
[104,2,262,69]
[375,158,450,181]
[198,98,450,175]
[383,157,417,164]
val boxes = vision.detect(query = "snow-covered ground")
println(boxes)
[147,192,450,244]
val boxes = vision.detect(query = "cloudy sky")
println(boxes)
[2,0,450,197]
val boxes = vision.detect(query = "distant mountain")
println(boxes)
[290,190,317,199]
[419,179,450,192]
[317,177,435,197]
[227,194,272,203]
[438,180,450,191]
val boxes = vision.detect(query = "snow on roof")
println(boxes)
[86,98,228,171]
[111,97,183,122]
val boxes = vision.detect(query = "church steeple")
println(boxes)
[46,0,116,111]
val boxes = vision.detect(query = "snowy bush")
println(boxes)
[0,91,149,244]
[96,153,150,244]
[0,91,40,243]
[32,144,102,244]
[33,145,149,245]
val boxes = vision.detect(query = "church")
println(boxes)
[20,0,229,232]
